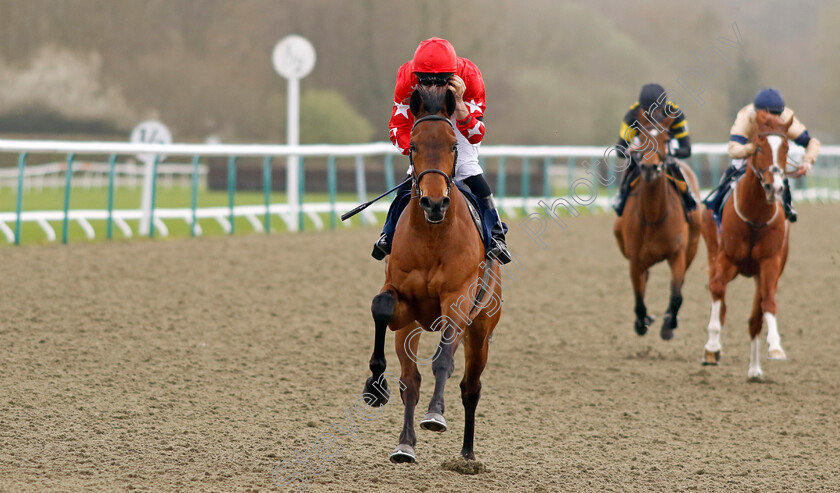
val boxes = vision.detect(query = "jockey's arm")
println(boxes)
[670,113,691,158]
[788,116,820,176]
[450,72,486,145]
[727,106,755,159]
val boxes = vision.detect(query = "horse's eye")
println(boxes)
[452,144,457,152]
[409,143,416,152]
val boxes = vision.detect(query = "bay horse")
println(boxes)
[701,110,792,379]
[613,114,701,340]
[362,85,502,463]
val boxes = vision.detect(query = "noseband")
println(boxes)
[409,115,458,197]
[749,131,786,190]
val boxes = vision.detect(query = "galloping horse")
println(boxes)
[362,85,502,463]
[701,111,792,379]
[613,115,701,340]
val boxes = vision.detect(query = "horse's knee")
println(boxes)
[371,291,396,325]
[760,299,776,315]
[709,278,726,300]
[431,346,454,377]
[460,380,481,407]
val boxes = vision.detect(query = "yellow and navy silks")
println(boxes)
[616,101,690,153]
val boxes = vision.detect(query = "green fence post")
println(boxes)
[384,154,395,195]
[327,156,337,229]
[496,156,506,201]
[298,157,305,231]
[149,155,160,238]
[567,157,576,196]
[227,156,237,235]
[521,157,530,211]
[608,154,617,199]
[355,155,366,227]
[543,157,551,199]
[709,154,720,189]
[262,156,272,233]
[62,153,75,245]
[106,154,117,240]
[190,155,201,237]
[14,152,26,245]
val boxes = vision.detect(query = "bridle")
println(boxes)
[748,131,786,191]
[409,115,458,197]
[735,131,786,228]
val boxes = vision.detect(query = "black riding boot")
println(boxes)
[782,178,797,223]
[702,164,743,214]
[613,164,638,217]
[481,195,512,264]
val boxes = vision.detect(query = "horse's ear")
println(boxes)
[755,109,771,129]
[410,90,423,117]
[444,89,456,117]
[784,114,794,131]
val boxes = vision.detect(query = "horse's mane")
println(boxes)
[755,110,787,133]
[414,85,449,116]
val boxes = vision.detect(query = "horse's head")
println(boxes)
[408,85,458,224]
[751,110,792,203]
[633,109,675,182]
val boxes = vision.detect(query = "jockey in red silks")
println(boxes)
[371,37,511,264]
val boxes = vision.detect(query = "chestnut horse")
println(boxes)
[701,111,792,379]
[362,85,502,463]
[613,115,701,340]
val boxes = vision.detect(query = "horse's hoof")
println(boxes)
[634,315,654,336]
[660,328,674,341]
[767,348,787,361]
[420,412,447,432]
[389,444,416,464]
[701,350,720,366]
[747,368,764,380]
[362,376,389,407]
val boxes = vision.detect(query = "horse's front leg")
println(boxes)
[630,263,653,335]
[704,253,737,366]
[661,253,687,341]
[363,289,397,407]
[759,258,786,362]
[420,298,467,433]
[388,325,422,463]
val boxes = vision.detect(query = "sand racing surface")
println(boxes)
[1,204,839,492]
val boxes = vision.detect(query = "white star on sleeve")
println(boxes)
[467,121,483,138]
[394,101,410,118]
[465,99,483,114]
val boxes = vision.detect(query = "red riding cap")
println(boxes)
[412,37,457,73]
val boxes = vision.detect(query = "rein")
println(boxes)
[409,115,458,197]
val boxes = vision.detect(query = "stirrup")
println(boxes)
[371,233,390,260]
[488,238,512,265]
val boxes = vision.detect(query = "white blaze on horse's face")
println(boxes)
[765,135,785,202]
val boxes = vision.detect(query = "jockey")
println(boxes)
[372,37,512,264]
[703,88,820,222]
[613,83,697,216]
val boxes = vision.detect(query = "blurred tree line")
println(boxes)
[0,0,835,144]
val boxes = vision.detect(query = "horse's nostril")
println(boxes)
[441,197,450,210]
[419,197,432,210]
